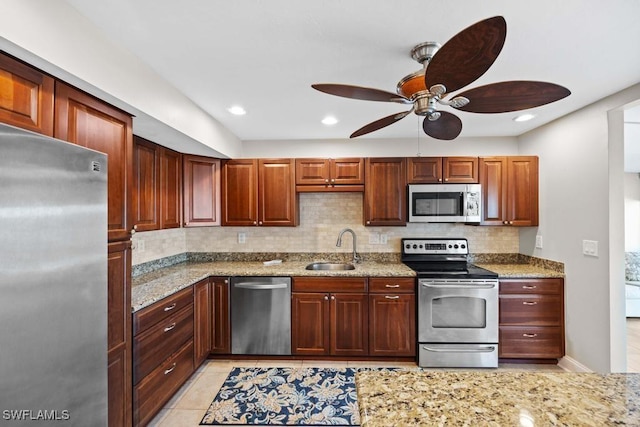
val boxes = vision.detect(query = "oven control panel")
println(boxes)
[401,238,468,255]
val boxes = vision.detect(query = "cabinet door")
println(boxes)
[369,294,415,356]
[259,158,298,226]
[210,277,231,354]
[295,158,330,184]
[54,82,133,242]
[292,292,330,355]
[407,157,441,183]
[331,158,364,184]
[132,136,159,232]
[222,159,258,226]
[194,278,212,367]
[0,53,54,136]
[507,156,539,226]
[364,158,406,226]
[331,293,368,356]
[183,155,221,227]
[159,147,182,229]
[107,241,132,427]
[443,157,479,183]
[479,157,508,225]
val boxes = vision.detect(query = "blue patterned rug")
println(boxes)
[200,367,394,425]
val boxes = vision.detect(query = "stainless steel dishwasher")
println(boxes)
[230,276,291,355]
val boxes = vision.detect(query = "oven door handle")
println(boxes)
[421,282,496,289]
[422,345,496,353]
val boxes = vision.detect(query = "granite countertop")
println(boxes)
[475,263,564,278]
[356,370,640,426]
[131,260,415,312]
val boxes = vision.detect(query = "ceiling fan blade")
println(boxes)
[350,110,412,138]
[455,81,571,113]
[422,111,463,140]
[425,16,506,94]
[312,84,409,103]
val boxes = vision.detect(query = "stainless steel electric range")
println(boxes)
[401,238,499,368]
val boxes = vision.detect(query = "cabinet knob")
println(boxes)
[325,179,329,183]
[258,221,263,225]
[331,178,335,183]
[331,295,335,300]
[444,178,448,182]
[508,221,513,225]
[503,221,508,225]
[324,295,329,300]
[253,221,257,225]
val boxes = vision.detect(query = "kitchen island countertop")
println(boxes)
[356,370,640,426]
[131,260,415,312]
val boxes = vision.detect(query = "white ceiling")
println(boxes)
[62,0,640,142]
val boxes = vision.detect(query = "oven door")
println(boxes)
[418,278,499,343]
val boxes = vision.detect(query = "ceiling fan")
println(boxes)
[312,16,570,140]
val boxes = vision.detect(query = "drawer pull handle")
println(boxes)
[522,285,537,289]
[164,303,177,312]
[523,333,538,338]
[164,363,177,375]
[522,301,538,305]
[385,296,400,299]
[164,323,176,332]
[385,284,400,288]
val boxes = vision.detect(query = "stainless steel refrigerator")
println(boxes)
[0,123,108,425]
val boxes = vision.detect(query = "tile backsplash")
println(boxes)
[132,193,519,266]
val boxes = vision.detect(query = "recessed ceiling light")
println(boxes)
[321,116,338,125]
[228,105,246,115]
[513,113,535,122]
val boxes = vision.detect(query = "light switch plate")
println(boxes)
[369,232,380,244]
[238,232,246,244]
[583,239,598,257]
[380,234,388,245]
[535,235,543,249]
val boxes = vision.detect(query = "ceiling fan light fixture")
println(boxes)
[321,116,338,125]
[513,113,536,122]
[227,105,246,115]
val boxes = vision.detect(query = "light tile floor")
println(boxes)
[148,359,563,427]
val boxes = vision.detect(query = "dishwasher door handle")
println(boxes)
[233,282,289,290]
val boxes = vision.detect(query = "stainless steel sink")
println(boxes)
[305,262,355,271]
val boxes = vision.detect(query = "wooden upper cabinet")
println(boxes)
[259,158,298,226]
[296,158,364,191]
[183,155,221,227]
[407,156,478,183]
[133,137,160,232]
[222,158,297,226]
[222,159,259,226]
[54,82,133,242]
[132,136,182,232]
[479,156,538,226]
[364,157,407,226]
[0,53,54,136]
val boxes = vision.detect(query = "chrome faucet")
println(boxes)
[336,228,360,264]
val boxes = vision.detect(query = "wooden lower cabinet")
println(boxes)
[210,277,231,354]
[107,241,132,427]
[133,287,195,426]
[292,277,368,356]
[194,278,212,366]
[498,278,565,360]
[368,278,416,356]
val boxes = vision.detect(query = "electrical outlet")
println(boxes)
[380,234,388,244]
[137,240,145,252]
[238,232,246,244]
[369,232,380,244]
[535,235,543,249]
[582,240,598,257]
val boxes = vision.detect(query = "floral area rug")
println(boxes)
[199,367,395,426]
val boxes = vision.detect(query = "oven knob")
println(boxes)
[454,244,459,249]
[448,244,452,248]
[413,244,418,249]
[405,244,410,249]
[461,244,466,249]
[419,244,423,249]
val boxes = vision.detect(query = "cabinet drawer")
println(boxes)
[293,277,367,293]
[133,304,194,384]
[499,279,562,295]
[369,277,414,293]
[133,340,194,427]
[133,286,194,335]
[499,326,563,358]
[499,295,562,326]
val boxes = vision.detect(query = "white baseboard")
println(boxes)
[557,356,592,372]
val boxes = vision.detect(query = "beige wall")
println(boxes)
[132,192,519,265]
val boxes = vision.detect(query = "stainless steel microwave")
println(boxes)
[408,184,481,223]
